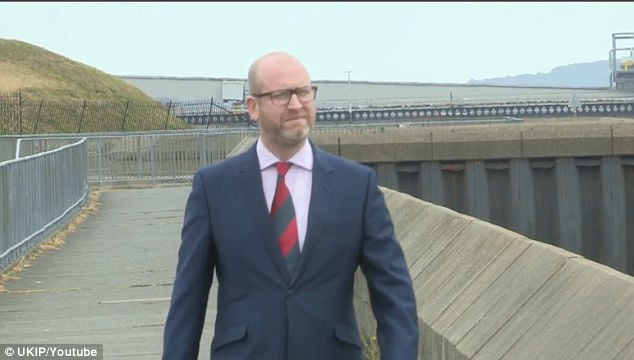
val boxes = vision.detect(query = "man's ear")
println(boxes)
[246,96,259,121]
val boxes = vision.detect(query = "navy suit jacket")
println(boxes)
[162,140,418,360]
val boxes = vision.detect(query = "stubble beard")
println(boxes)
[280,119,311,145]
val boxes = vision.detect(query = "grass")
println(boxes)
[0,39,151,101]
[363,332,380,360]
[0,38,190,133]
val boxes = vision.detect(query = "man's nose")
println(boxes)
[287,93,303,108]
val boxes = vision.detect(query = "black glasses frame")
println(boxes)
[252,86,318,106]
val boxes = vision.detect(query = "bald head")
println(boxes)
[247,52,310,95]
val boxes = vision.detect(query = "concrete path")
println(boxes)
[0,185,217,359]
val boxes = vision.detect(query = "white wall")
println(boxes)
[119,76,620,108]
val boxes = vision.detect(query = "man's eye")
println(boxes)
[273,92,289,100]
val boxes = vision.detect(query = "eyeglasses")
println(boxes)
[252,86,318,106]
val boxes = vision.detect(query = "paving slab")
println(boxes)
[0,185,217,359]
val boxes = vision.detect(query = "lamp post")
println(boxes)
[344,70,353,121]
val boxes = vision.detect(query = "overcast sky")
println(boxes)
[1,2,633,83]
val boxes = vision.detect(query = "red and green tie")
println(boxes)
[271,162,300,273]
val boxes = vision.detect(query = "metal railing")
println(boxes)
[0,138,88,272]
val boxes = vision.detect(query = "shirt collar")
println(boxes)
[257,138,313,172]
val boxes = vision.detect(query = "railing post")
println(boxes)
[206,98,213,129]
[78,99,87,132]
[18,92,23,135]
[121,100,130,131]
[164,100,172,130]
[34,98,43,134]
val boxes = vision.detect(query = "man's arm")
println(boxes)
[163,171,215,359]
[359,170,419,360]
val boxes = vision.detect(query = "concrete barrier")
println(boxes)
[354,188,634,360]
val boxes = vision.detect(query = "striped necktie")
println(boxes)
[271,162,300,273]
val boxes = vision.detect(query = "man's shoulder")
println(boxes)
[313,145,373,174]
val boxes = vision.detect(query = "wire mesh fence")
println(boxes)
[0,92,250,135]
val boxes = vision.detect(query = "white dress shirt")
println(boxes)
[257,138,313,251]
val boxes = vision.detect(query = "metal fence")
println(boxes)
[0,138,88,272]
[5,92,634,136]
[85,130,255,185]
[0,93,242,135]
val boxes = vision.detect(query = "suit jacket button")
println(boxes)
[287,289,294,295]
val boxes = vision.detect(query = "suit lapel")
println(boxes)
[292,146,335,280]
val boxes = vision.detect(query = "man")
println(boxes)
[162,51,419,359]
